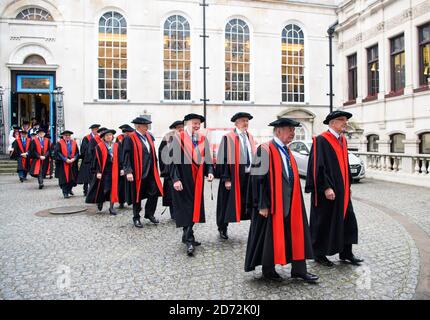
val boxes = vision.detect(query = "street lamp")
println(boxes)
[0,86,5,154]
[52,86,64,141]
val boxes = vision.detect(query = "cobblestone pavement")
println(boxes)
[0,175,427,300]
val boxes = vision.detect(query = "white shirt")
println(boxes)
[328,127,341,139]
[235,128,252,173]
[136,130,150,153]
[185,127,198,144]
[273,136,290,179]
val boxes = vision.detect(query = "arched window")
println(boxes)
[225,19,250,101]
[419,132,430,154]
[367,134,379,152]
[163,15,191,101]
[16,7,53,21]
[294,125,307,141]
[98,11,127,100]
[24,54,46,65]
[282,24,305,103]
[390,133,405,153]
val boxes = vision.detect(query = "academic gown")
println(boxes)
[29,137,51,178]
[54,139,80,187]
[10,137,31,173]
[169,131,214,228]
[122,131,163,205]
[158,133,175,207]
[245,140,313,272]
[115,134,127,205]
[304,132,358,257]
[86,141,122,204]
[216,130,256,226]
[77,134,96,184]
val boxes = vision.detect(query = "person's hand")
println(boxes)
[207,173,214,182]
[40,156,45,160]
[225,180,232,190]
[174,180,183,191]
[259,208,269,218]
[70,158,76,163]
[21,153,27,158]
[66,159,72,164]
[325,188,336,201]
[126,173,134,182]
[96,173,102,179]
[120,170,125,176]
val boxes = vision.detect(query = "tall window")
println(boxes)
[282,24,305,103]
[16,7,53,21]
[163,15,191,101]
[419,23,430,86]
[225,19,250,102]
[390,34,405,92]
[98,11,127,100]
[420,132,430,154]
[390,133,405,153]
[347,53,358,101]
[294,126,306,141]
[367,134,379,152]
[367,45,379,97]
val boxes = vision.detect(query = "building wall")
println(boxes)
[0,0,338,143]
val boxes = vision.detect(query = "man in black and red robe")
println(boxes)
[86,129,123,215]
[158,120,184,220]
[55,130,80,198]
[78,124,101,196]
[123,117,163,228]
[305,110,362,267]
[245,118,318,283]
[10,129,31,182]
[29,128,51,189]
[216,112,256,240]
[115,124,134,208]
[169,113,214,256]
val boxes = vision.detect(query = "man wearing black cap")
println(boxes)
[169,113,214,256]
[77,124,101,196]
[55,131,80,198]
[123,117,163,228]
[116,124,134,143]
[115,124,134,208]
[216,112,256,240]
[29,128,51,189]
[10,128,31,182]
[245,118,317,283]
[305,110,362,267]
[158,120,184,220]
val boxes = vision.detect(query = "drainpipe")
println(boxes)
[327,21,338,113]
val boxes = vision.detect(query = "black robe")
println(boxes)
[54,139,80,187]
[29,137,51,178]
[10,137,31,173]
[86,141,122,204]
[115,134,127,205]
[122,131,163,205]
[245,140,313,272]
[216,130,256,225]
[305,132,358,257]
[169,131,214,228]
[77,134,96,184]
[158,133,175,207]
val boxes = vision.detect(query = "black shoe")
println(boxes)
[39,184,44,190]
[146,215,159,224]
[339,254,364,265]
[263,271,283,282]
[133,219,143,228]
[186,243,195,256]
[109,208,117,215]
[315,256,334,267]
[97,203,103,211]
[64,193,70,199]
[219,229,228,240]
[19,177,24,183]
[291,272,319,283]
[69,190,74,196]
[119,203,124,209]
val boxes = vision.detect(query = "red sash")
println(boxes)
[16,137,31,168]
[226,130,257,222]
[58,139,77,183]
[85,134,92,141]
[33,138,49,175]
[177,131,206,223]
[117,134,124,143]
[262,142,305,264]
[320,131,350,218]
[95,142,120,203]
[129,132,163,203]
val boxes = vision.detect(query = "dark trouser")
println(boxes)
[37,174,44,186]
[182,223,195,244]
[61,182,74,195]
[218,223,228,232]
[133,195,158,220]
[83,183,88,194]
[340,244,353,257]
[169,205,176,219]
[18,170,27,179]
[263,260,307,276]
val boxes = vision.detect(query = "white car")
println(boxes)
[289,140,365,182]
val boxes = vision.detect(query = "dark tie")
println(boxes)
[338,135,343,148]
[22,138,26,148]
[192,135,198,148]
[282,146,294,186]
[67,142,72,156]
[40,138,44,149]
[241,133,250,167]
